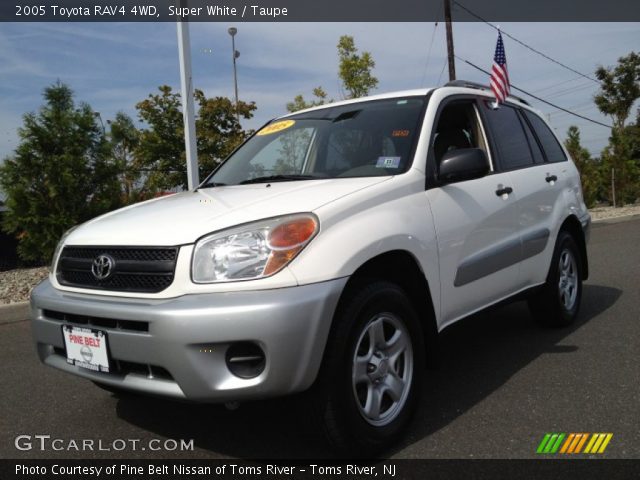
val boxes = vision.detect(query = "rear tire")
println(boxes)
[528,231,583,327]
[313,281,425,456]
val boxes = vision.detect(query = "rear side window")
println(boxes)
[523,110,568,163]
[481,102,534,170]
[519,112,545,164]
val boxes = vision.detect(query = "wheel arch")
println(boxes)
[333,250,439,368]
[559,215,589,280]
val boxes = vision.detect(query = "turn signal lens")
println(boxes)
[264,217,318,275]
[268,217,317,249]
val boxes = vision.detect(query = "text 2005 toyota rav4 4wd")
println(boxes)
[31,81,590,454]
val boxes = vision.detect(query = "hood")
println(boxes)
[67,177,390,246]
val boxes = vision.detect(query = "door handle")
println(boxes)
[495,186,513,196]
[545,175,558,183]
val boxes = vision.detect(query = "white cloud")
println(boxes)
[0,21,637,162]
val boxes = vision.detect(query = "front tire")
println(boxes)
[315,281,425,456]
[528,231,583,327]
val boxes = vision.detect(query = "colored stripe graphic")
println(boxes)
[567,433,583,453]
[550,433,565,453]
[536,434,552,454]
[537,433,565,454]
[584,433,614,454]
[574,433,588,453]
[538,433,613,454]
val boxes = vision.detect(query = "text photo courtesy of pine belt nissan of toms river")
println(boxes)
[30,81,590,454]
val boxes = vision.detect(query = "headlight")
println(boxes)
[192,213,319,283]
[51,225,79,271]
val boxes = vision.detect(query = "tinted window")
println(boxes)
[482,102,534,170]
[523,110,567,163]
[519,111,545,164]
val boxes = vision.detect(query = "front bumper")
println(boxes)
[30,278,347,402]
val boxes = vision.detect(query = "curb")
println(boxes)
[0,301,30,325]
[591,213,640,225]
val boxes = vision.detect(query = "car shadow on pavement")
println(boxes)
[114,283,621,459]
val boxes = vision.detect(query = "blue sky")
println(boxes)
[0,21,638,165]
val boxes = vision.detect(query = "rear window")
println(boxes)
[523,110,568,163]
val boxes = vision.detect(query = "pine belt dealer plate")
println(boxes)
[62,325,110,373]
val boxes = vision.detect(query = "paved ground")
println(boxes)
[1,217,639,460]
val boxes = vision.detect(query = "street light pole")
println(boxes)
[228,27,240,123]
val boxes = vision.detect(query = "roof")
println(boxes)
[279,88,435,118]
[277,81,539,120]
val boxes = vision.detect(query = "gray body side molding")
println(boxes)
[454,228,550,287]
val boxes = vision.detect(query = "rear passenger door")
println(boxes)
[479,101,562,290]
[517,109,571,286]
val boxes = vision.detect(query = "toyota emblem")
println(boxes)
[91,254,115,281]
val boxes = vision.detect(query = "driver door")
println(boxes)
[425,97,520,326]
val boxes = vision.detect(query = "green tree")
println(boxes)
[337,35,378,99]
[108,112,144,203]
[134,86,186,192]
[599,127,640,205]
[286,87,328,113]
[595,52,640,130]
[287,35,378,112]
[594,52,640,205]
[0,82,121,262]
[564,126,600,207]
[195,91,256,179]
[135,86,256,191]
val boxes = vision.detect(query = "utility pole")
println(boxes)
[611,168,616,208]
[444,0,456,82]
[176,11,199,190]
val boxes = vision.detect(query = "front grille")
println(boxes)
[43,309,149,333]
[57,246,178,293]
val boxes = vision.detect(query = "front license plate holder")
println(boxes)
[62,325,110,373]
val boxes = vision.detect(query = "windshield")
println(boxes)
[203,97,426,186]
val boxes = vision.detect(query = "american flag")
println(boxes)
[490,31,510,103]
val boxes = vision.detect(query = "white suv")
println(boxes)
[31,81,590,454]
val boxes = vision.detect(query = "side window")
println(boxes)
[523,110,568,163]
[481,102,534,170]
[433,100,489,164]
[519,111,545,164]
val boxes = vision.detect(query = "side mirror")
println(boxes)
[438,148,490,183]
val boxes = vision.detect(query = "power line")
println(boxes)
[420,22,439,87]
[437,57,448,85]
[530,75,588,94]
[455,55,612,129]
[544,82,596,100]
[452,1,601,85]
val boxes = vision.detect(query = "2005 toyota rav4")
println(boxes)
[31,81,590,453]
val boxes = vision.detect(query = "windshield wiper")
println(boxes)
[239,174,320,185]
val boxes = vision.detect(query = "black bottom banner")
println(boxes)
[2,459,640,480]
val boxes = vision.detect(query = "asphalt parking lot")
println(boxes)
[1,217,639,459]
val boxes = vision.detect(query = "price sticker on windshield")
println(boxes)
[257,120,296,136]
